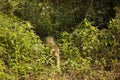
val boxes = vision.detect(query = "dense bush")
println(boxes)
[0,13,55,79]
[58,19,110,80]
[0,0,120,80]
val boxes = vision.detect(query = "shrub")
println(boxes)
[0,13,54,79]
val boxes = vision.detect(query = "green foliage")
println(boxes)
[72,19,99,55]
[0,13,54,79]
[8,0,92,37]
[59,31,91,79]
[59,19,120,79]
[0,0,120,80]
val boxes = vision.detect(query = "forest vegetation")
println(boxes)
[0,0,120,80]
